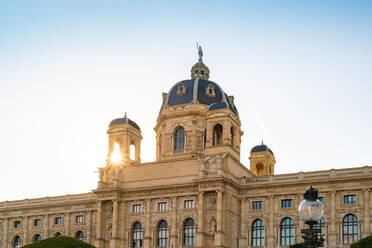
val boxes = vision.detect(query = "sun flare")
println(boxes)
[110,143,121,163]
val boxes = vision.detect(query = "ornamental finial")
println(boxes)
[197,43,203,62]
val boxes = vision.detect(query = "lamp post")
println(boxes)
[298,186,324,248]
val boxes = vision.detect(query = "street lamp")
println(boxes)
[298,186,324,248]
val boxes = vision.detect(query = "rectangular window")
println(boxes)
[76,215,84,223]
[344,195,356,204]
[281,199,292,208]
[252,201,263,210]
[34,219,41,227]
[184,200,194,209]
[133,204,142,213]
[318,197,324,204]
[55,217,63,225]
[14,221,21,228]
[158,202,167,211]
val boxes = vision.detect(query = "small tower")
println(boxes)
[107,113,142,165]
[249,141,276,176]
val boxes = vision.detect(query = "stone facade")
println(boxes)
[0,53,371,248]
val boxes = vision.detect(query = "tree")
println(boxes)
[351,235,372,248]
[22,236,96,248]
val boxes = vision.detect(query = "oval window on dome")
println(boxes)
[205,84,216,97]
[177,83,186,96]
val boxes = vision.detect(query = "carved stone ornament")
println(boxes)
[198,154,227,177]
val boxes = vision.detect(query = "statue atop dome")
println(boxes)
[197,43,203,62]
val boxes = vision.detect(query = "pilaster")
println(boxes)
[144,199,152,248]
[23,216,29,243]
[329,190,337,246]
[110,200,120,248]
[239,198,247,248]
[3,218,8,248]
[363,189,370,237]
[170,197,178,247]
[95,201,104,248]
[196,192,204,247]
[43,214,49,239]
[267,195,275,247]
[215,190,224,247]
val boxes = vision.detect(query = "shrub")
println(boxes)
[22,236,96,248]
[351,235,372,248]
[290,243,306,248]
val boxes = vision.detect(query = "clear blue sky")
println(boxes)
[0,0,371,201]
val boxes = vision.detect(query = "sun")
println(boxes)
[110,143,121,163]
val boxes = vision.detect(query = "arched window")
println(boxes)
[133,222,143,248]
[230,126,234,147]
[158,220,169,247]
[130,143,135,160]
[252,219,265,247]
[212,124,223,146]
[33,234,41,242]
[54,232,62,237]
[343,214,358,243]
[183,218,196,246]
[256,163,264,176]
[174,127,185,151]
[314,217,325,238]
[13,236,21,248]
[75,231,84,240]
[280,218,294,246]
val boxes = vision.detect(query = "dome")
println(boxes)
[160,46,239,117]
[109,114,141,131]
[251,143,274,155]
[163,78,239,116]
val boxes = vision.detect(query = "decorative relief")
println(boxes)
[207,196,217,210]
[198,154,227,177]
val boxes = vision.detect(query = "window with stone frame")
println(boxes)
[344,195,356,204]
[76,215,84,223]
[281,199,292,208]
[158,202,168,211]
[55,217,63,225]
[14,221,21,228]
[133,204,142,213]
[184,200,195,209]
[252,201,263,210]
[34,219,41,227]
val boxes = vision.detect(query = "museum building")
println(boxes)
[0,51,371,248]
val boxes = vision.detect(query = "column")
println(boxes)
[329,191,337,246]
[144,199,152,248]
[23,216,29,244]
[239,198,247,248]
[363,189,370,237]
[267,196,275,247]
[3,218,8,248]
[120,201,127,248]
[65,212,71,237]
[196,192,204,247]
[215,190,224,247]
[95,201,104,248]
[111,200,119,248]
[86,210,92,244]
[170,197,177,247]
[296,194,304,244]
[43,214,49,238]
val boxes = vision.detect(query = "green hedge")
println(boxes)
[22,236,96,248]
[351,235,372,248]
